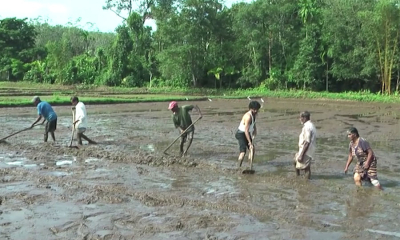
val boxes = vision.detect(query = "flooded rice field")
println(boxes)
[1,98,400,240]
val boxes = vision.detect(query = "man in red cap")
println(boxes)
[168,101,202,157]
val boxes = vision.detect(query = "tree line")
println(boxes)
[1,0,400,93]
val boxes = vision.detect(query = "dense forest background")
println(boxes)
[1,0,400,93]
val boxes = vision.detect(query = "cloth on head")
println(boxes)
[31,96,40,103]
[168,101,178,110]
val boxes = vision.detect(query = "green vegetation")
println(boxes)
[1,0,400,95]
[0,95,207,107]
[1,82,400,108]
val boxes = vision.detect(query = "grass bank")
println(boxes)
[0,95,207,107]
[222,88,400,103]
[1,82,400,107]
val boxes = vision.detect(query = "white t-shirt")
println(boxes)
[75,102,88,129]
[298,120,316,158]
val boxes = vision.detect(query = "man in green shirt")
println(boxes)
[168,101,203,157]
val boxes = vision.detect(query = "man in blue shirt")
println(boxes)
[30,96,58,142]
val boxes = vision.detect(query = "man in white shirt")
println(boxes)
[294,111,316,179]
[71,96,97,145]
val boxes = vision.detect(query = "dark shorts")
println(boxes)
[235,130,251,153]
[45,118,57,133]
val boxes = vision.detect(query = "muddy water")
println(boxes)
[1,99,400,240]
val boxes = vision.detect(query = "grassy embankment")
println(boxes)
[1,82,400,107]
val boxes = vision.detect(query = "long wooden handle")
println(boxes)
[163,117,201,154]
[0,123,41,141]
[72,110,75,128]
[69,109,75,147]
[250,138,255,170]
[0,128,31,141]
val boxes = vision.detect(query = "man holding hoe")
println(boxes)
[168,101,202,157]
[30,96,58,142]
[71,96,97,145]
[235,101,261,173]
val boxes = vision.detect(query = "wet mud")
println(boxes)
[1,99,400,239]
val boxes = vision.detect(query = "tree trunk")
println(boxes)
[325,62,329,92]
[268,32,272,75]
[192,74,197,87]
[149,71,153,88]
[396,68,399,92]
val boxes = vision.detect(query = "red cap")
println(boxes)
[168,101,178,110]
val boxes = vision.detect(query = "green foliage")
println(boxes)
[0,17,37,81]
[1,0,400,94]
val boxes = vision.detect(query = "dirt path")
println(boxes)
[1,98,400,240]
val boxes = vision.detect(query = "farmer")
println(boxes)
[71,96,97,145]
[344,127,383,190]
[235,101,261,168]
[168,101,202,157]
[30,96,58,142]
[294,111,316,179]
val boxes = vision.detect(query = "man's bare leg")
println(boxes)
[81,133,97,144]
[50,132,56,142]
[179,136,185,157]
[77,132,83,145]
[354,173,362,186]
[182,132,194,157]
[305,166,311,179]
[238,152,245,168]
[294,161,300,176]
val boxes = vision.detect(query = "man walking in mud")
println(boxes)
[71,96,97,145]
[168,101,202,157]
[30,96,58,142]
[294,111,316,179]
[235,101,261,170]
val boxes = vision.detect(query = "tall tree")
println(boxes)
[0,17,37,80]
[360,0,400,94]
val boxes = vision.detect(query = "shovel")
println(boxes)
[242,137,255,174]
[0,124,39,143]
[163,117,202,155]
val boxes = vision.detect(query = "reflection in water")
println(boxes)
[345,190,375,219]
[171,173,239,198]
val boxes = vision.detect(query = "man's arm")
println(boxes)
[194,105,203,119]
[297,128,312,162]
[243,114,253,147]
[344,150,353,174]
[364,148,374,169]
[253,124,257,139]
[297,141,310,162]
[31,115,42,128]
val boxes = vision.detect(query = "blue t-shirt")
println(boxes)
[37,101,57,121]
